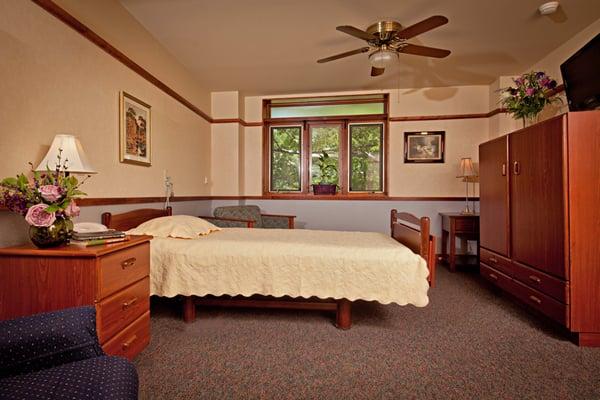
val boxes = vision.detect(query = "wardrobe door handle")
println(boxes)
[513,161,520,175]
[501,163,507,176]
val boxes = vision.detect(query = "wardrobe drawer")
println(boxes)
[510,280,568,326]
[98,243,149,298]
[480,248,513,276]
[96,277,150,344]
[102,311,150,360]
[481,263,513,291]
[511,261,568,304]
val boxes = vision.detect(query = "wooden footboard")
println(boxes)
[390,209,437,288]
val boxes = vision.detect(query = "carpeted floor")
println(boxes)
[134,267,600,399]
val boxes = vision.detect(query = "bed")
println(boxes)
[101,207,436,329]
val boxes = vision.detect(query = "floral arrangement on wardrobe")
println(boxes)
[500,71,561,124]
[0,150,87,227]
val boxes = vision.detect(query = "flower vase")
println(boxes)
[522,114,540,128]
[29,218,73,248]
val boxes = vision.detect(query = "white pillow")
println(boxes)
[126,215,220,239]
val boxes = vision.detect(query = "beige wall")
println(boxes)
[0,0,211,198]
[210,86,490,197]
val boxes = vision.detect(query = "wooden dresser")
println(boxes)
[479,111,600,346]
[0,235,151,359]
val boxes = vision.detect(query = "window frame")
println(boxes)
[347,122,385,193]
[268,124,303,193]
[263,94,389,198]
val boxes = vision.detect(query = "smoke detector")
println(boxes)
[539,1,560,15]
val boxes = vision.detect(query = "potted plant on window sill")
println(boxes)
[312,151,339,195]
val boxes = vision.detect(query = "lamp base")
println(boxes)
[460,210,476,215]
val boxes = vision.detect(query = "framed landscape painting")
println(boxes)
[120,91,151,166]
[404,131,445,163]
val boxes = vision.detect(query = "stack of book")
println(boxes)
[70,230,128,247]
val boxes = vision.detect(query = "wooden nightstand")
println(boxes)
[0,235,151,360]
[439,213,480,272]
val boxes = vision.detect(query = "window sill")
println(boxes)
[263,193,389,200]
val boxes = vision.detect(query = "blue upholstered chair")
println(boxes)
[200,205,296,229]
[0,306,138,400]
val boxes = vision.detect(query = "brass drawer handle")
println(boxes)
[529,295,542,304]
[121,257,137,269]
[501,163,507,176]
[528,275,541,284]
[488,273,498,280]
[122,297,138,310]
[122,335,138,350]
[489,257,498,263]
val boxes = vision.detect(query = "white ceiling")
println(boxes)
[120,0,600,95]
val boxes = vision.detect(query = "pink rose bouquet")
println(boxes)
[0,149,89,227]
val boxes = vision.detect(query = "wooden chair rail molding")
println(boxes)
[31,0,564,129]
[0,195,480,210]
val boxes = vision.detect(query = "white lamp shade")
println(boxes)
[368,49,398,69]
[457,157,477,178]
[35,134,96,174]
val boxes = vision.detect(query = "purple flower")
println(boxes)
[548,80,557,89]
[39,185,62,202]
[525,88,535,96]
[25,204,56,227]
[514,78,524,86]
[64,200,80,218]
[540,77,550,87]
[536,71,546,79]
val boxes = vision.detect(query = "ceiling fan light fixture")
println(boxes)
[369,49,398,68]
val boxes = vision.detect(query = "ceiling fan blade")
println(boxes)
[336,25,375,41]
[317,47,370,63]
[400,44,451,58]
[371,67,385,76]
[397,16,449,39]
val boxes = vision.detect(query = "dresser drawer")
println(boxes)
[99,243,149,298]
[481,263,513,291]
[480,248,513,276]
[96,277,150,344]
[510,280,569,326]
[102,311,150,360]
[511,261,568,304]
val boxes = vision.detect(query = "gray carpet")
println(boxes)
[134,267,600,399]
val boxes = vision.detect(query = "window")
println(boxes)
[264,95,387,197]
[270,126,302,192]
[349,124,383,192]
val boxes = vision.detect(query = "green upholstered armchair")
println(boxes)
[199,205,295,229]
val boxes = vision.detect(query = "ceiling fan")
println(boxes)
[317,16,451,77]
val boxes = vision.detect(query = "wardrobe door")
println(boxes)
[479,136,509,256]
[510,116,566,279]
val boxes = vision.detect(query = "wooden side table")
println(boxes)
[0,235,152,360]
[439,213,480,272]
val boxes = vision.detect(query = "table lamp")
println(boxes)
[457,157,478,215]
[35,134,96,175]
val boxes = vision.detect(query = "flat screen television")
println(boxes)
[560,33,600,111]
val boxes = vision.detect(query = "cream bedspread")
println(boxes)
[149,228,430,307]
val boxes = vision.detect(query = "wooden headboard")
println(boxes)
[101,206,172,231]
[390,209,437,288]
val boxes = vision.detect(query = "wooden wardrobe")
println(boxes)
[479,111,600,346]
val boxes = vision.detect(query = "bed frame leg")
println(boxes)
[335,299,352,330]
[183,296,196,323]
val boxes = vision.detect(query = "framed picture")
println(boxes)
[404,131,445,163]
[120,91,151,166]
